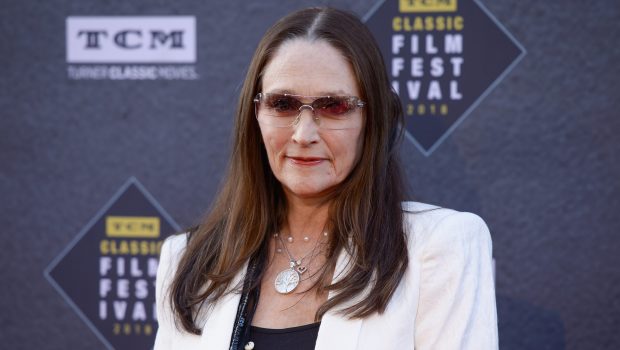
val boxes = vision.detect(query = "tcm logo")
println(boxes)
[66,16,196,63]
[399,0,458,13]
[106,216,160,238]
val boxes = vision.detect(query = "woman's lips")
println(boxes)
[287,156,325,166]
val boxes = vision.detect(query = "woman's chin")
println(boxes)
[282,182,334,201]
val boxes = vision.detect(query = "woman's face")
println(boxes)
[258,39,364,201]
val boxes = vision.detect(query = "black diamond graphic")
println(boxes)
[44,177,180,349]
[365,0,525,155]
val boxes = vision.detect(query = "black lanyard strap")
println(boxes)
[229,258,261,350]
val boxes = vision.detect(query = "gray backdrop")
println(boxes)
[1,0,619,349]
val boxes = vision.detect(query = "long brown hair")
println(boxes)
[170,7,408,334]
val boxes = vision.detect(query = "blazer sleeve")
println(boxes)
[153,235,184,350]
[414,212,498,349]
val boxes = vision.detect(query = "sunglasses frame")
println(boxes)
[253,92,365,128]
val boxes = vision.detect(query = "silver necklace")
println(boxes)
[273,231,325,294]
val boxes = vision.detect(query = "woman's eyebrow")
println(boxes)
[264,88,353,96]
[316,89,351,96]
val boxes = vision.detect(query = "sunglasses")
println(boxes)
[254,92,365,129]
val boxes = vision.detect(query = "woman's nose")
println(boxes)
[291,108,320,145]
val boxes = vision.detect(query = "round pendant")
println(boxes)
[274,268,300,294]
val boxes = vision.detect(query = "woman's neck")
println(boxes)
[284,195,330,242]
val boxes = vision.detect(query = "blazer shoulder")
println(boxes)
[424,210,491,251]
[401,201,491,252]
[401,201,455,240]
[162,233,189,258]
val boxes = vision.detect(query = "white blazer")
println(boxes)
[154,202,498,349]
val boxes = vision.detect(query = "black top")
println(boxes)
[239,322,321,350]
[230,257,322,350]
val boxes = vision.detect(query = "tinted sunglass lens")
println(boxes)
[266,94,299,115]
[316,97,351,116]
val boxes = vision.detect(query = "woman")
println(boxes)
[154,7,498,350]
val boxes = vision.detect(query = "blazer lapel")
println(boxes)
[315,247,363,350]
[200,261,249,350]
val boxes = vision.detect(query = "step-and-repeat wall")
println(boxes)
[3,0,618,349]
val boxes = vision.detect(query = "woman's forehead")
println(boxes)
[261,39,360,97]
